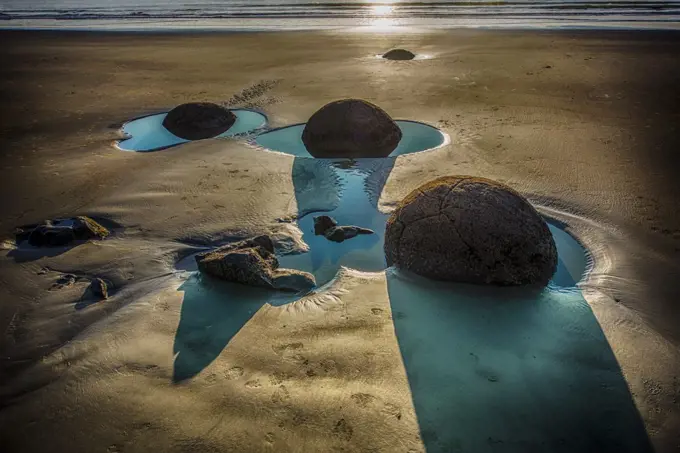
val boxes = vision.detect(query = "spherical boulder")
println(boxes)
[383,49,416,60]
[162,102,236,140]
[384,176,558,286]
[302,99,402,158]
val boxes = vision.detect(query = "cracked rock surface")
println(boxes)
[384,176,557,286]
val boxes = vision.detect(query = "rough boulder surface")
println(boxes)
[16,216,110,247]
[384,176,558,286]
[195,235,316,292]
[313,215,374,243]
[90,278,109,300]
[383,49,416,60]
[301,99,402,158]
[162,102,236,140]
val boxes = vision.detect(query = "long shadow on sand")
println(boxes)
[172,157,396,382]
[386,269,654,452]
[173,275,298,382]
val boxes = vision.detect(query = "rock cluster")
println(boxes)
[15,216,109,247]
[195,235,316,292]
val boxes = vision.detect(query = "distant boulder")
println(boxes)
[313,215,375,243]
[16,216,109,247]
[302,99,402,158]
[195,235,316,292]
[162,102,236,140]
[383,49,415,60]
[384,176,557,286]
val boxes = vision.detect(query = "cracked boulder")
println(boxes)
[162,102,236,140]
[384,176,557,286]
[195,235,316,292]
[302,99,402,158]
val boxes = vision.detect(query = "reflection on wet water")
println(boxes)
[117,109,267,152]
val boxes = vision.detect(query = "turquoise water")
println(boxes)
[254,120,446,157]
[171,156,651,451]
[117,109,267,152]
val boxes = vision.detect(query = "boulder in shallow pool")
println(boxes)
[162,102,236,140]
[313,215,374,243]
[383,49,416,60]
[302,99,402,158]
[195,235,315,292]
[384,176,557,286]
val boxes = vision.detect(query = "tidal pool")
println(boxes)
[117,109,267,152]
[170,157,653,452]
[253,120,447,157]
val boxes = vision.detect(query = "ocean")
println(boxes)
[1,0,679,30]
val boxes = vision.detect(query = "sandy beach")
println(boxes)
[1,29,679,452]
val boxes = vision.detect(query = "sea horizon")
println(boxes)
[2,0,680,31]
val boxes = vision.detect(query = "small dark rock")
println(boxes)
[162,102,236,140]
[324,226,374,243]
[90,278,109,299]
[51,274,77,290]
[314,215,338,236]
[383,49,416,61]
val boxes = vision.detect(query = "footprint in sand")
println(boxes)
[333,418,353,441]
[245,379,262,389]
[225,366,244,380]
[272,385,291,404]
[350,393,402,420]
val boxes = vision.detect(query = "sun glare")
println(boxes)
[371,5,394,16]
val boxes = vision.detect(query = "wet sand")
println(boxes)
[1,29,679,452]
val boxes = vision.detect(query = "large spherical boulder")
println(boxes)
[162,102,236,140]
[302,99,402,158]
[383,49,415,60]
[384,176,558,286]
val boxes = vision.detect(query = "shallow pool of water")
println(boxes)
[254,120,447,157]
[117,109,268,152]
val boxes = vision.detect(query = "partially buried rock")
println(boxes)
[89,278,109,299]
[383,49,416,61]
[313,215,374,243]
[162,102,236,140]
[16,216,110,247]
[384,176,557,286]
[302,99,402,158]
[195,235,316,292]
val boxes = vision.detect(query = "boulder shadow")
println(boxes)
[386,268,654,452]
[172,156,397,382]
[173,273,299,383]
